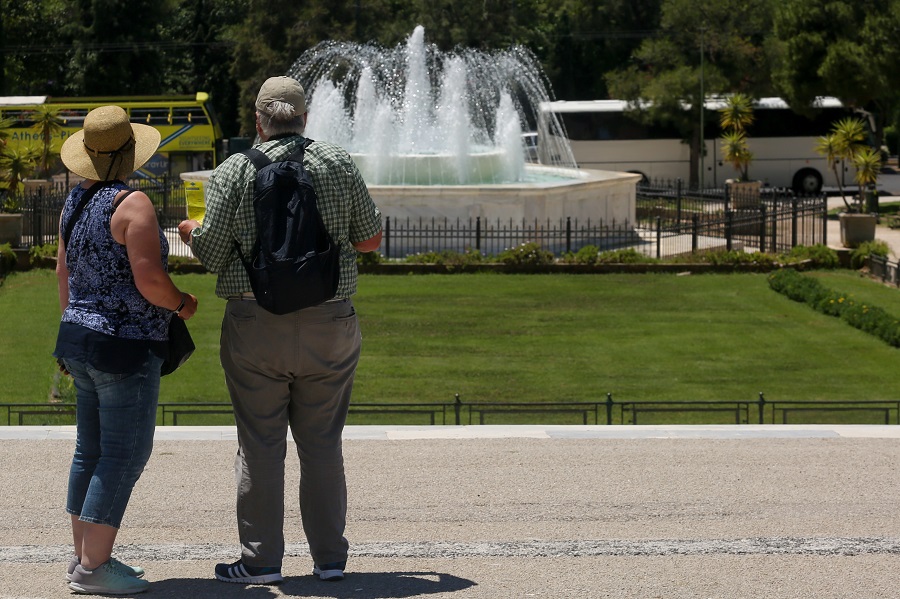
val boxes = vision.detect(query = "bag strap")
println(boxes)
[111,188,138,212]
[62,181,105,247]
[242,147,272,171]
[241,137,313,170]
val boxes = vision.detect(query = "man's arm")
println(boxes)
[352,230,382,253]
[176,156,251,272]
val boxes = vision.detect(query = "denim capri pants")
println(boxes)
[64,352,162,528]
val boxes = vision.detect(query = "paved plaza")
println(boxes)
[1,425,899,598]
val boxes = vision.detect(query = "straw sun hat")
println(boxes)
[60,105,161,181]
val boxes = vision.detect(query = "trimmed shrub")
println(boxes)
[768,268,900,347]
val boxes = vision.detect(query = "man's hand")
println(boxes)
[177,220,201,245]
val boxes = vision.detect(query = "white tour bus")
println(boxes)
[537,97,856,193]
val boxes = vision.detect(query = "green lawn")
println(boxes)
[2,269,900,419]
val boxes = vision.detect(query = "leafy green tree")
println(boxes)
[771,0,900,154]
[60,0,171,96]
[540,0,662,101]
[160,0,248,138]
[605,0,777,187]
[1,0,70,95]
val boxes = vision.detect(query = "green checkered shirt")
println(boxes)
[190,136,382,300]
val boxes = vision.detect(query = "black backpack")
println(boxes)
[236,138,340,314]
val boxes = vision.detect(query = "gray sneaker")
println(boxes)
[66,555,145,581]
[68,561,150,595]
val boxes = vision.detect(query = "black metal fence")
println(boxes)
[635,179,828,256]
[4,394,900,426]
[16,177,826,261]
[380,191,826,259]
[17,177,190,256]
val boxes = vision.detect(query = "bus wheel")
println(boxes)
[792,169,822,195]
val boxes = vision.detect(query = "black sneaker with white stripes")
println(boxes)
[214,559,283,584]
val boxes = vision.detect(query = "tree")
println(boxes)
[30,106,64,178]
[0,145,40,211]
[771,0,900,155]
[60,0,172,96]
[160,0,248,138]
[814,117,867,211]
[718,93,754,180]
[0,0,70,95]
[540,0,662,101]
[605,0,777,187]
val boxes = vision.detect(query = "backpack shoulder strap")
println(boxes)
[288,137,314,163]
[242,137,314,169]
[242,147,272,171]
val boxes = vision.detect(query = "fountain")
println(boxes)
[181,28,638,241]
[286,26,638,225]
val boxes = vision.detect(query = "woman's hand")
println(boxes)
[175,292,199,320]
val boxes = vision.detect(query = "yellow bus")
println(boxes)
[0,92,221,180]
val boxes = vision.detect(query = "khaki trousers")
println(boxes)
[220,298,360,568]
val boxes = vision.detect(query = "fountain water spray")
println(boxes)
[288,26,575,185]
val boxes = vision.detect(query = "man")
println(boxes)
[177,76,382,585]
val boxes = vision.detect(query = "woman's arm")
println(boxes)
[110,190,198,319]
[56,229,69,313]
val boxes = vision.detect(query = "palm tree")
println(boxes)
[815,133,852,211]
[719,95,755,180]
[0,116,15,148]
[30,106,64,178]
[814,117,870,212]
[852,146,881,212]
[720,130,753,181]
[0,145,40,211]
[718,93,754,133]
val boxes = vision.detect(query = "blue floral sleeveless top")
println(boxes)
[60,182,170,341]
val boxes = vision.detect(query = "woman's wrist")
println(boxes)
[172,293,187,315]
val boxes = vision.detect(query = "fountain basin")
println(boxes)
[181,166,639,226]
[369,167,640,224]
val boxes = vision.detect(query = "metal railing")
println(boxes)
[4,394,900,427]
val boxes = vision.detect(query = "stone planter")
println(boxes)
[0,213,23,247]
[839,212,877,248]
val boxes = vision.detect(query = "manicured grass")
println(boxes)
[2,270,900,419]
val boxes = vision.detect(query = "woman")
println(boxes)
[54,105,198,595]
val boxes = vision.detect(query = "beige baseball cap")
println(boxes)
[255,76,307,116]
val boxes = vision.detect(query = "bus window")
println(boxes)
[133,108,171,125]
[171,107,209,125]
[57,109,89,127]
[0,110,37,127]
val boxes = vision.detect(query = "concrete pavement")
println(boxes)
[1,425,899,598]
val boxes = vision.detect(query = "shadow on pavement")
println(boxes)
[148,571,477,598]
